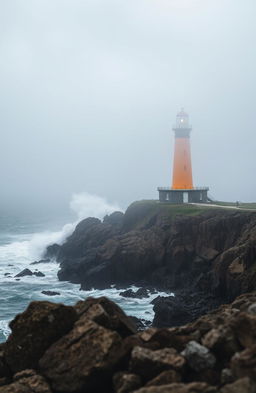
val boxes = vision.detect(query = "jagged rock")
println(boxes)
[113,372,142,393]
[231,345,256,380]
[4,301,77,373]
[248,303,256,314]
[153,296,193,327]
[74,297,136,338]
[120,288,149,299]
[202,326,240,360]
[33,271,45,277]
[132,382,217,393]
[39,319,124,393]
[181,341,216,372]
[130,346,185,381]
[0,369,52,393]
[219,377,256,393]
[30,259,51,265]
[15,269,33,278]
[146,370,181,386]
[41,291,60,296]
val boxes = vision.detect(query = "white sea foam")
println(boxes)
[0,321,11,340]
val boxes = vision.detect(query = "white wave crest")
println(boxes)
[0,321,11,340]
[26,192,123,260]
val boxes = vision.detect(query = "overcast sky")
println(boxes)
[1,0,256,214]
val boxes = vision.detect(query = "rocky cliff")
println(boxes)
[1,293,256,392]
[47,201,256,305]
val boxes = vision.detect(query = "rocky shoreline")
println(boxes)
[45,200,256,327]
[0,292,256,392]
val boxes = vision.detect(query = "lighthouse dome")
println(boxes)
[175,108,190,129]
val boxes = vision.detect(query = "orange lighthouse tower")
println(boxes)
[158,109,209,204]
[172,109,193,190]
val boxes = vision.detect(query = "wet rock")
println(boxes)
[132,382,217,393]
[219,377,256,393]
[0,369,52,393]
[4,274,11,277]
[41,291,60,297]
[130,346,185,381]
[33,271,45,277]
[75,297,136,338]
[231,345,256,380]
[113,372,142,393]
[15,269,33,278]
[120,288,149,299]
[4,301,77,373]
[181,341,216,372]
[39,319,124,393]
[30,259,51,265]
[146,370,181,386]
[153,296,192,327]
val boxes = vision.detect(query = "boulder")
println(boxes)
[0,369,52,393]
[41,291,60,297]
[75,297,137,338]
[231,345,256,380]
[39,319,124,393]
[33,271,45,277]
[130,346,185,381]
[15,269,33,278]
[4,301,77,373]
[132,382,217,393]
[120,288,149,299]
[146,370,181,386]
[181,341,216,372]
[113,372,142,393]
[219,377,256,393]
[153,296,192,328]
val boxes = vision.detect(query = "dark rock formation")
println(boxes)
[15,269,33,278]
[45,202,256,312]
[0,293,256,392]
[30,259,51,265]
[120,288,149,299]
[41,291,60,296]
[33,271,45,277]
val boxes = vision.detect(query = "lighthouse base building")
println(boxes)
[158,109,209,204]
[158,187,209,204]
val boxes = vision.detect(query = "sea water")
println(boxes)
[0,201,170,343]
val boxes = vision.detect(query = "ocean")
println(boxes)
[0,197,169,343]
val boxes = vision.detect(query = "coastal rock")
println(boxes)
[15,269,33,278]
[130,346,185,381]
[113,372,142,393]
[4,301,77,373]
[219,377,256,393]
[0,369,52,393]
[231,345,256,380]
[30,259,51,265]
[74,296,137,337]
[33,271,45,277]
[39,319,124,393]
[181,341,216,372]
[41,291,60,296]
[153,296,192,327]
[120,288,149,299]
[132,382,217,393]
[146,370,181,386]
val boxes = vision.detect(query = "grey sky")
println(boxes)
[1,0,256,213]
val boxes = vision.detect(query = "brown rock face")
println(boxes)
[132,382,217,393]
[75,296,136,337]
[39,319,124,393]
[4,301,77,373]
[113,372,142,393]
[130,346,185,381]
[219,377,256,393]
[145,370,181,386]
[0,370,52,393]
[231,345,256,381]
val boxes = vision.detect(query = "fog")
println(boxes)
[1,0,256,216]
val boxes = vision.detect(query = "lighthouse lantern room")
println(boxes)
[158,109,209,204]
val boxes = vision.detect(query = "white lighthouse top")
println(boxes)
[175,108,191,129]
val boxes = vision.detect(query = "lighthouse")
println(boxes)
[158,109,209,203]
